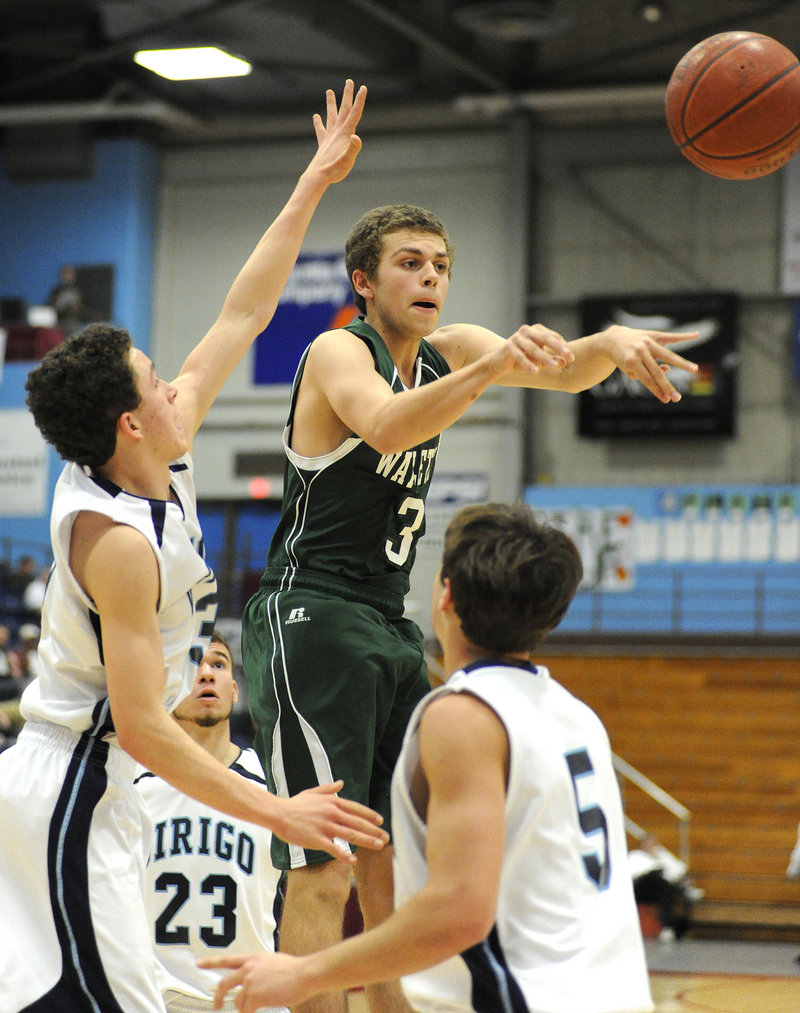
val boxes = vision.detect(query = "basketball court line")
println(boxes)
[347,970,800,1012]
[651,971,800,1012]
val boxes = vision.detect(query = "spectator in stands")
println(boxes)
[11,623,40,685]
[0,623,25,748]
[21,564,49,619]
[3,555,36,599]
[0,623,22,700]
[47,263,83,335]
[628,834,703,941]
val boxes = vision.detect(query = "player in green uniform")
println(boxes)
[243,202,700,1013]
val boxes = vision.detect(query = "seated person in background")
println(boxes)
[48,263,83,335]
[628,833,703,940]
[135,631,287,1013]
[203,503,654,1013]
[0,622,23,699]
[3,555,37,600]
[21,564,50,619]
[0,622,25,748]
[10,623,40,686]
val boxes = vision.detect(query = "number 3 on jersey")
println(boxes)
[385,496,425,566]
[565,748,611,889]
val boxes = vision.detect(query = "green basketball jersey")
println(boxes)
[261,317,451,617]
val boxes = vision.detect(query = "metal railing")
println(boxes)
[425,650,693,868]
[613,753,691,867]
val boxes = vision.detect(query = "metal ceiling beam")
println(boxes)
[0,98,201,130]
[342,0,509,93]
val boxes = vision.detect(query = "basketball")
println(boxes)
[665,31,800,180]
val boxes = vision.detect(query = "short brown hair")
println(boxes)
[441,503,582,655]
[210,629,233,665]
[345,204,454,313]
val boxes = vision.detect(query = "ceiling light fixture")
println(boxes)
[133,47,252,81]
[454,1,570,42]
[635,1,670,24]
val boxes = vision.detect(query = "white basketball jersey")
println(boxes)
[392,661,653,1013]
[135,747,287,1012]
[21,455,218,737]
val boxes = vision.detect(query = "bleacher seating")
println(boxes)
[538,649,800,940]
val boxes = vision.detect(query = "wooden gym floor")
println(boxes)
[346,939,800,1012]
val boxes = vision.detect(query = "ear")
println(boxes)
[351,268,374,304]
[232,680,239,704]
[117,410,143,444]
[436,575,455,614]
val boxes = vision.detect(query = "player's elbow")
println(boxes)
[114,718,162,768]
[441,891,496,951]
[114,722,148,763]
[370,433,407,455]
[367,417,420,455]
[447,909,495,952]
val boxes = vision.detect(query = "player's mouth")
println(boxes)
[412,300,438,311]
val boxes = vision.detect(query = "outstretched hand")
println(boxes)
[277,780,388,864]
[597,325,700,403]
[309,78,367,184]
[200,952,310,1011]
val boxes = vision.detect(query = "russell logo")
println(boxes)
[285,606,311,625]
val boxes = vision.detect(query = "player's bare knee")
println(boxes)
[286,860,352,913]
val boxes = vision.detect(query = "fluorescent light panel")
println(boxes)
[134,46,252,81]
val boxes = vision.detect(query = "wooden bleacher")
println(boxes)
[537,650,800,941]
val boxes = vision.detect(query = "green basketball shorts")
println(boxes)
[242,584,430,869]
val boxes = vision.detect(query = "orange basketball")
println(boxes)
[665,31,800,180]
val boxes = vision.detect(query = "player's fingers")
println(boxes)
[211,967,245,1009]
[343,82,366,128]
[653,346,699,372]
[198,955,241,969]
[336,793,385,823]
[516,324,573,361]
[326,840,359,864]
[325,87,337,125]
[637,360,680,403]
[316,779,345,795]
[650,329,700,345]
[316,781,386,826]
[342,823,389,849]
[351,84,367,121]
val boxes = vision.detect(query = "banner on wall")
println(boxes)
[528,485,800,635]
[530,484,800,570]
[578,292,738,437]
[0,409,48,516]
[539,505,635,592]
[252,252,357,385]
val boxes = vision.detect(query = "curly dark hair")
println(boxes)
[440,502,583,655]
[25,323,141,468]
[344,204,454,314]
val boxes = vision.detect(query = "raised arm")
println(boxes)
[69,510,387,863]
[172,80,367,441]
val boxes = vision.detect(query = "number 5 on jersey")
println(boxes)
[565,748,611,890]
